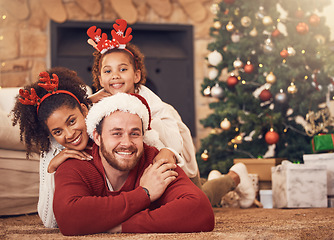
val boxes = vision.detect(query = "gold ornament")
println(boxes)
[266,71,276,84]
[210,3,220,14]
[287,46,296,56]
[201,150,209,161]
[233,134,243,144]
[262,16,273,26]
[220,118,231,130]
[249,27,258,37]
[314,34,326,44]
[226,21,235,32]
[234,8,240,16]
[203,86,211,96]
[213,21,222,30]
[233,57,243,69]
[241,16,251,27]
[305,107,334,136]
[287,82,298,94]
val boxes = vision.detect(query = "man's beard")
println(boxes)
[99,138,143,172]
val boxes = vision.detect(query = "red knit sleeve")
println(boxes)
[121,166,215,233]
[53,159,150,236]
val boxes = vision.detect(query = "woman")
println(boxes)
[12,67,177,228]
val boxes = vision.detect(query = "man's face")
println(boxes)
[93,111,144,172]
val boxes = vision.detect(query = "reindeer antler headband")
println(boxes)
[19,72,81,114]
[87,19,133,54]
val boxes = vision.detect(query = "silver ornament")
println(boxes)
[275,90,288,104]
[208,68,219,80]
[287,46,296,56]
[263,37,274,54]
[231,31,241,43]
[208,50,223,66]
[211,83,224,98]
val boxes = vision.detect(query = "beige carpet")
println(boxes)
[1,208,334,239]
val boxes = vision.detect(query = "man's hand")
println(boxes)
[88,89,112,103]
[47,149,93,173]
[139,158,178,202]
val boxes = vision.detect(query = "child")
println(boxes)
[87,19,200,186]
[87,19,256,207]
[12,67,178,228]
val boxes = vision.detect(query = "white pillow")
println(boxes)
[0,109,26,150]
[0,87,21,114]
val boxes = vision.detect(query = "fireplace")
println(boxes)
[50,21,195,136]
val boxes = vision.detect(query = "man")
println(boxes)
[53,93,215,236]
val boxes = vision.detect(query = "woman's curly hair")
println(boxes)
[91,43,147,91]
[11,67,92,157]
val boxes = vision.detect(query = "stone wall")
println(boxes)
[0,0,216,148]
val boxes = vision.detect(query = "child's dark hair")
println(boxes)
[91,43,147,91]
[11,67,91,157]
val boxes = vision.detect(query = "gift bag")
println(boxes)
[311,134,334,153]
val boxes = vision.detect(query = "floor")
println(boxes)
[1,207,334,239]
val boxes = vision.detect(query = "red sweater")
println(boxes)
[53,143,214,236]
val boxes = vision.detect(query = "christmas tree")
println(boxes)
[197,0,334,177]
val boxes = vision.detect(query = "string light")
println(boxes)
[259,63,263,68]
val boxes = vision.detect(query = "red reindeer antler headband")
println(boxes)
[19,72,81,114]
[87,19,133,54]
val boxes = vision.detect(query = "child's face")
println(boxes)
[46,104,89,151]
[99,51,141,94]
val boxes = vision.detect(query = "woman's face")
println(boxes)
[99,51,141,95]
[46,104,89,151]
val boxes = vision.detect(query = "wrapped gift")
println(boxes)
[303,153,334,196]
[234,158,285,190]
[271,161,327,208]
[311,134,334,153]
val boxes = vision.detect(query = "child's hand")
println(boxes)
[88,89,111,103]
[47,149,93,173]
[153,148,177,164]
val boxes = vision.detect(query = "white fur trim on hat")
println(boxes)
[85,93,161,148]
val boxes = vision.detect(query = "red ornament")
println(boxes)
[259,89,272,101]
[296,22,309,35]
[244,62,254,73]
[295,8,304,18]
[227,75,238,87]
[271,29,281,38]
[265,129,279,145]
[223,0,235,4]
[309,14,320,27]
[280,49,289,58]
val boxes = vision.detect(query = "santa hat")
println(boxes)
[86,93,163,149]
